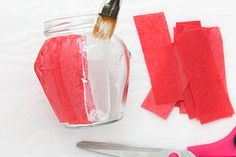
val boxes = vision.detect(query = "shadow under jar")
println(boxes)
[34,14,130,127]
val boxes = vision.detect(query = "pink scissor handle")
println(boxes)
[187,127,236,157]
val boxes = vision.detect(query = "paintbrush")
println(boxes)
[92,0,121,40]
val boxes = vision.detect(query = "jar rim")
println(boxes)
[44,14,97,38]
[44,14,97,26]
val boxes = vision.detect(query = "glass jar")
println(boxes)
[34,14,130,127]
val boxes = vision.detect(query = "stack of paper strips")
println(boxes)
[134,12,234,124]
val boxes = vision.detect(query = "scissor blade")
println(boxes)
[77,141,163,157]
[76,141,196,157]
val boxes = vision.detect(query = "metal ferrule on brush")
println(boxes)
[99,0,121,18]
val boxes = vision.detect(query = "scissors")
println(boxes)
[77,127,236,157]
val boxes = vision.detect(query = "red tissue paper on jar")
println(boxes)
[134,12,234,124]
[34,35,93,124]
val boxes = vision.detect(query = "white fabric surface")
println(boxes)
[0,0,236,156]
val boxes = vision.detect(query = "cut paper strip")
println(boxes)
[59,36,92,124]
[134,12,183,119]
[35,39,67,122]
[134,13,183,106]
[134,13,234,123]
[142,90,175,119]
[182,85,197,119]
[134,13,182,105]
[173,42,196,118]
[175,21,201,35]
[173,22,202,119]
[177,101,187,114]
[205,27,227,90]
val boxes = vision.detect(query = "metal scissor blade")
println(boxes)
[76,141,196,157]
[77,141,163,157]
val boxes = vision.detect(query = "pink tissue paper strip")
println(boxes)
[35,35,94,124]
[134,12,183,119]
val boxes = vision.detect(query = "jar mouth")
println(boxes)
[44,14,97,38]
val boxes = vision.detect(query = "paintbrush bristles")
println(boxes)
[92,15,117,40]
